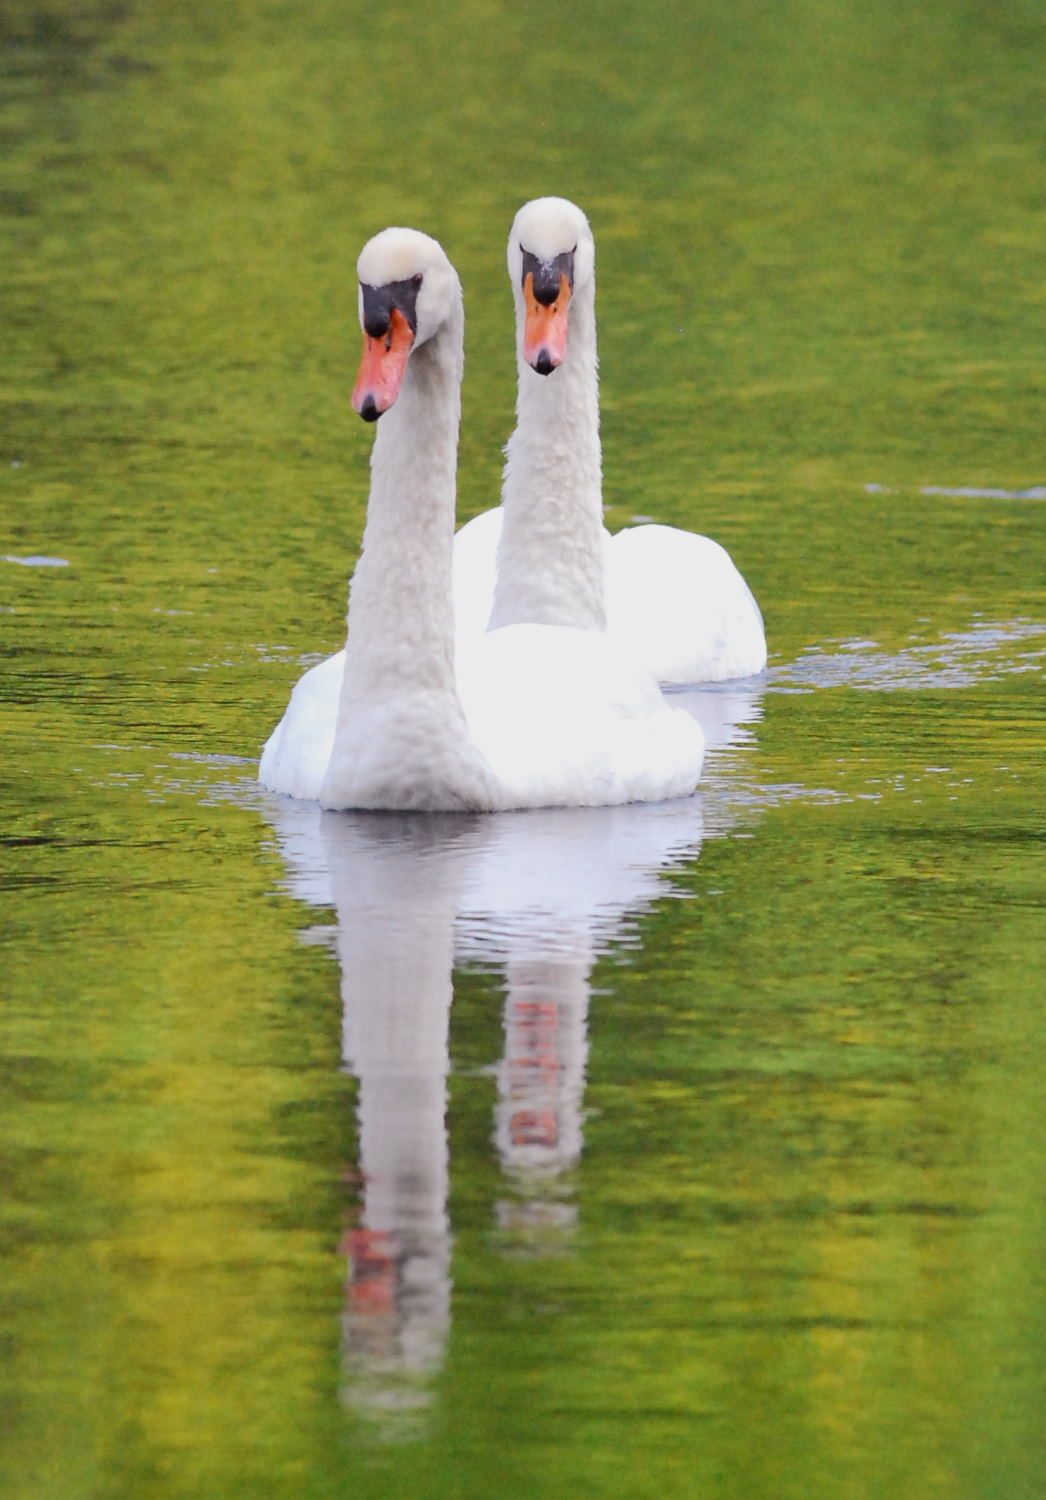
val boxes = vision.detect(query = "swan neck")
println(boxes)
[491,275,605,632]
[321,302,499,812]
[343,324,462,698]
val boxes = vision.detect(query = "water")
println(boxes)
[2,1,1044,1497]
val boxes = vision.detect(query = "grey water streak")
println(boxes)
[866,482,1046,501]
[767,618,1046,693]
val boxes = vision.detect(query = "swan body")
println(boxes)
[259,227,703,813]
[452,196,767,685]
[259,630,702,810]
[454,508,767,686]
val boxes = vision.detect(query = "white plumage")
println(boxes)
[259,227,703,812]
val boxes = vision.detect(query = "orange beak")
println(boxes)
[351,306,414,420]
[522,271,572,373]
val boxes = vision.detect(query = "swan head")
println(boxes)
[352,227,461,421]
[507,197,594,376]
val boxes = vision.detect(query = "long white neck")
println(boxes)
[320,304,498,811]
[344,325,462,698]
[489,276,606,631]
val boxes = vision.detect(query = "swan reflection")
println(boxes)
[263,681,763,1430]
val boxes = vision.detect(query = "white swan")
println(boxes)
[259,227,704,812]
[452,197,768,684]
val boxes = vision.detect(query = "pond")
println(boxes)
[1,2,1044,1497]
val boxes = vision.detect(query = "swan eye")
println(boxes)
[412,274,422,288]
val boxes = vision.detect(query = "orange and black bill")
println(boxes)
[520,248,575,375]
[352,276,422,421]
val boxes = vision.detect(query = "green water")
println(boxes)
[2,1,1044,1496]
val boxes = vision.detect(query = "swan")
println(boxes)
[259,227,704,812]
[452,196,768,684]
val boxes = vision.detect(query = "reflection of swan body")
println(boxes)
[259,227,704,812]
[263,676,761,1420]
[452,197,767,685]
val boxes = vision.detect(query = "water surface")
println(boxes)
[2,2,1044,1497]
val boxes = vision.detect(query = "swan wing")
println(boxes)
[607,523,767,685]
[452,507,503,638]
[259,649,344,800]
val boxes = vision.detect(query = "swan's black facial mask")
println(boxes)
[520,248,576,304]
[519,247,576,375]
[360,275,422,339]
[352,276,422,422]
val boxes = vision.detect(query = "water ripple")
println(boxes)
[771,618,1046,692]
